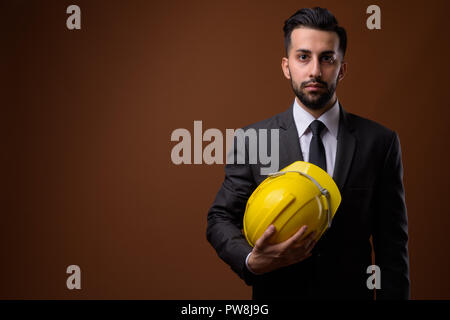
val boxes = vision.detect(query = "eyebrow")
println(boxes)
[295,49,336,55]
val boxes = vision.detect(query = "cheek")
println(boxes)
[324,67,340,82]
[288,63,308,82]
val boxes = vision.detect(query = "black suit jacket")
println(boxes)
[206,103,410,300]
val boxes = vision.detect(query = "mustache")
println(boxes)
[301,79,328,88]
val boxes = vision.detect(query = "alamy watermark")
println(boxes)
[66,5,81,30]
[64,5,380,31]
[367,264,381,290]
[66,265,81,290]
[170,121,280,175]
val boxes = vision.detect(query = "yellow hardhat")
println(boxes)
[243,161,341,246]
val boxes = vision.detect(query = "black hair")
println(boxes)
[283,7,347,57]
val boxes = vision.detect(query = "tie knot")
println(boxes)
[309,120,326,136]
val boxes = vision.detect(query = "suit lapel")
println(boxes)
[278,105,303,169]
[333,104,356,191]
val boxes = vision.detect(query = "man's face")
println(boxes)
[281,27,347,111]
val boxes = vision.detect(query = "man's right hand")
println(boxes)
[247,224,316,274]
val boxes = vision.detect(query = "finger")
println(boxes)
[304,237,316,251]
[286,225,308,246]
[301,231,316,248]
[296,249,313,262]
[304,231,317,243]
[255,224,277,249]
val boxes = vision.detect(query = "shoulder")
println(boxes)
[240,107,292,131]
[346,111,396,138]
[345,111,400,153]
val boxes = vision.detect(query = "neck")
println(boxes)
[296,96,337,119]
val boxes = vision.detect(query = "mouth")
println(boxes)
[305,84,325,92]
[305,83,325,89]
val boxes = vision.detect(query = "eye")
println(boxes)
[321,56,335,64]
[299,54,309,61]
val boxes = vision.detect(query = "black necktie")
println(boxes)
[308,120,327,172]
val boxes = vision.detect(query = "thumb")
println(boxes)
[255,224,276,249]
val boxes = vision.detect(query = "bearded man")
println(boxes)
[206,7,410,300]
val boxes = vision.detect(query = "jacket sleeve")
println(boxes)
[206,134,259,286]
[372,131,410,299]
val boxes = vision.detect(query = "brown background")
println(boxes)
[2,0,450,299]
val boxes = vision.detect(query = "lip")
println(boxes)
[305,83,324,88]
[305,85,324,91]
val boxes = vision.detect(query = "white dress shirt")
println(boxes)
[245,97,340,275]
[292,97,340,177]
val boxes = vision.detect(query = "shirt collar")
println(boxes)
[293,97,340,138]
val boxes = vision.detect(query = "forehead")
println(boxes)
[290,27,339,53]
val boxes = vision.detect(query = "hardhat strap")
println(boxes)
[268,170,333,229]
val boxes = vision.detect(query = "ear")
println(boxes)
[337,60,347,82]
[281,57,291,80]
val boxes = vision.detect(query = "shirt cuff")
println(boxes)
[245,252,262,275]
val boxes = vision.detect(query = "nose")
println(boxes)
[309,56,322,79]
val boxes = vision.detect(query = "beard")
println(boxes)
[291,76,338,110]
